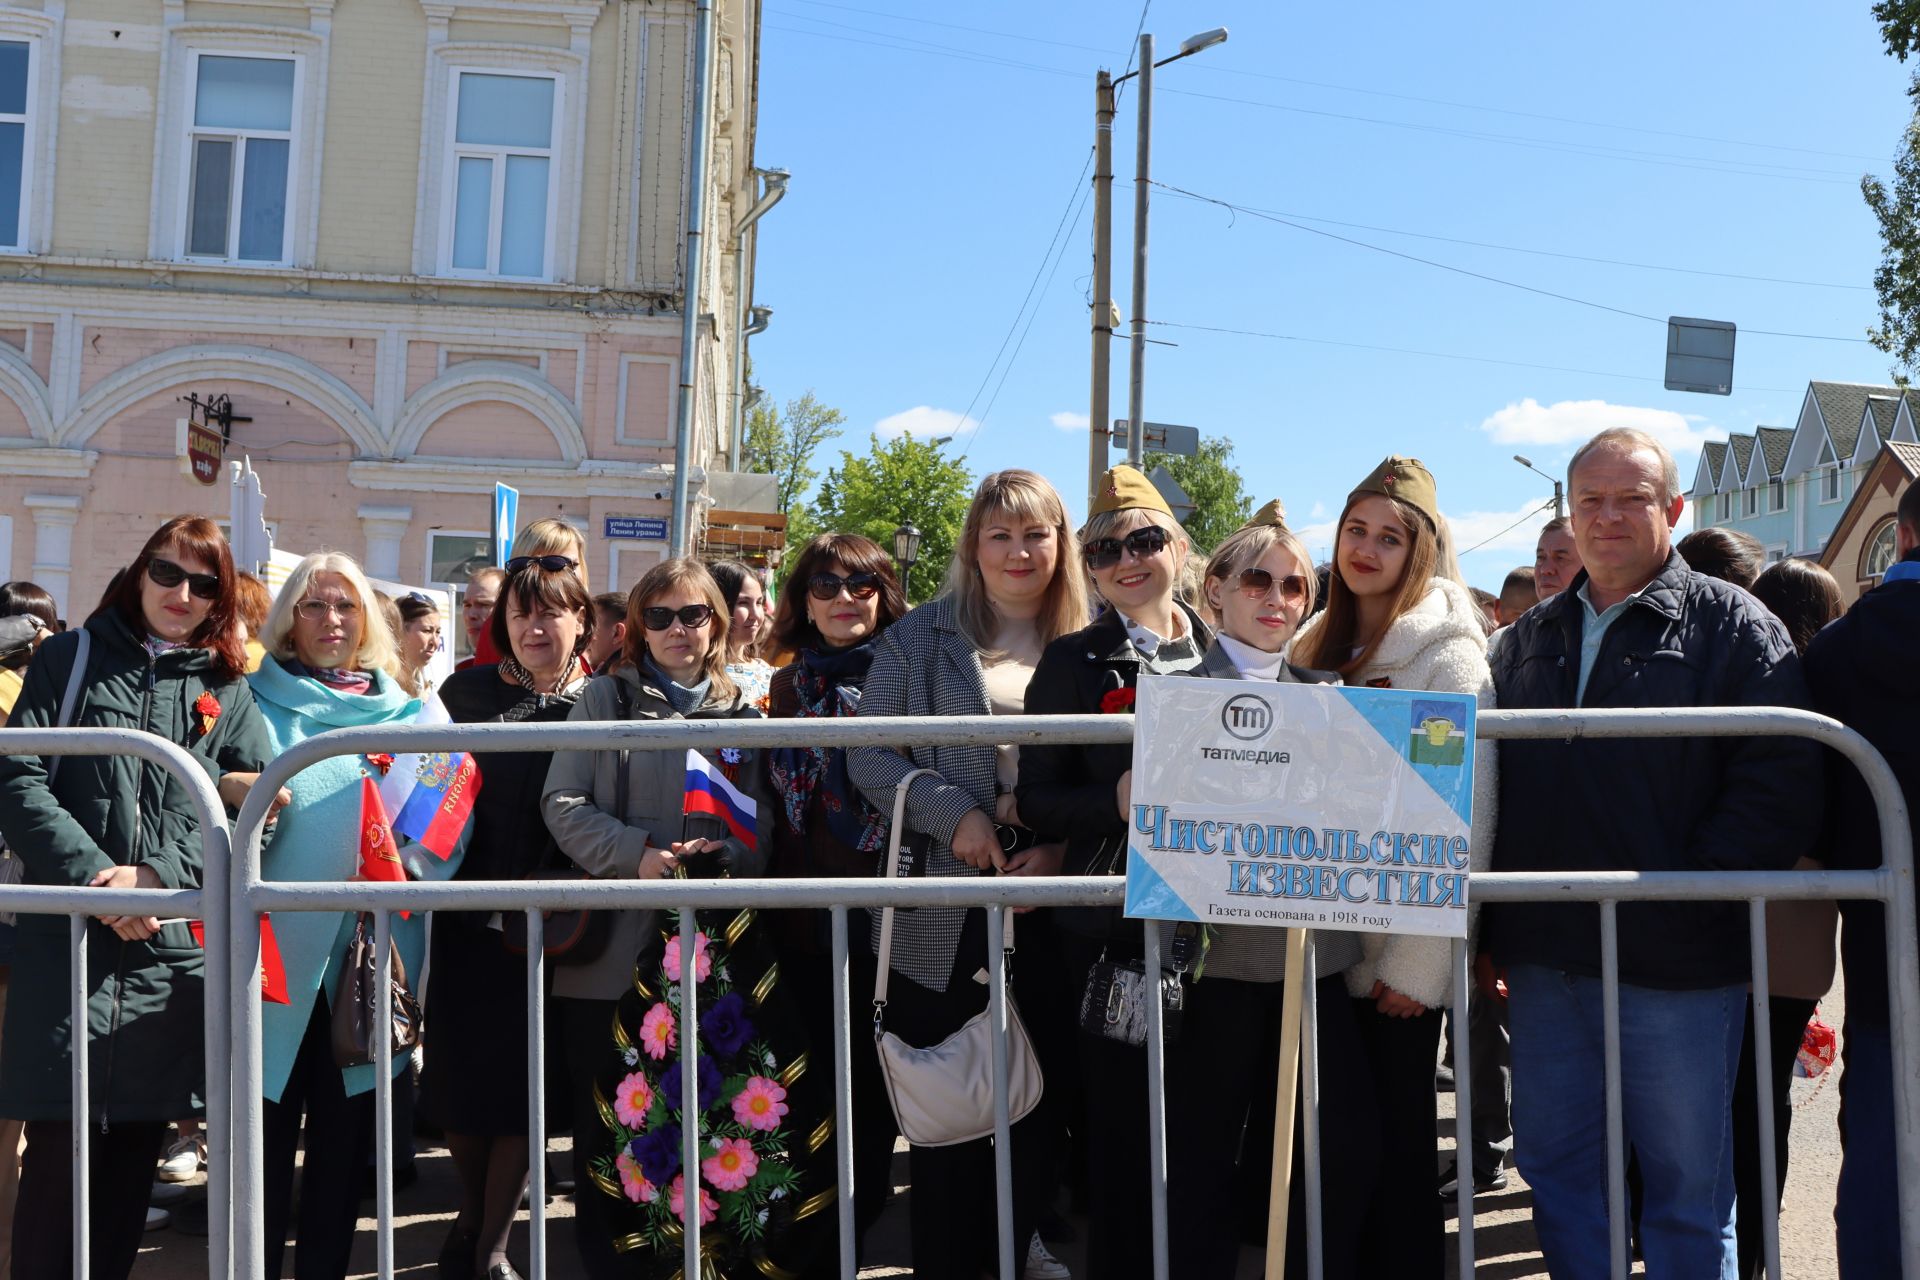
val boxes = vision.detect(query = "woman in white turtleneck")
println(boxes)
[1162,507,1382,1280]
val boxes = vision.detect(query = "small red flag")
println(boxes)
[358,777,411,918]
[190,914,290,1004]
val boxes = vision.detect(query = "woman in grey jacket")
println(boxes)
[847,470,1087,1280]
[1173,508,1382,1280]
[542,557,773,1280]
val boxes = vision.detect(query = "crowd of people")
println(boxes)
[0,423,1914,1280]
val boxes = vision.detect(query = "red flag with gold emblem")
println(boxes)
[189,915,289,1004]
[359,776,411,918]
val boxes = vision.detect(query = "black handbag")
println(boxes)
[331,912,422,1067]
[1077,922,1198,1047]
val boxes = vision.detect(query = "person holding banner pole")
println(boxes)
[425,559,594,1280]
[848,470,1087,1280]
[247,551,474,1280]
[1143,505,1380,1280]
[1014,464,1207,1280]
[542,557,773,1280]
[1292,457,1497,1280]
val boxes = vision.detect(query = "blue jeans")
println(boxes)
[1506,965,1743,1280]
[1836,1017,1898,1276]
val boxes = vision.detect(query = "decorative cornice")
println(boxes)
[349,457,699,500]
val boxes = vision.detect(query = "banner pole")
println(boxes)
[1265,927,1309,1278]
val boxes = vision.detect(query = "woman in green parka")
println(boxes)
[0,516,274,1280]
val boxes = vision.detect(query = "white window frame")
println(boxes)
[1768,478,1785,513]
[1820,463,1842,504]
[0,11,57,258]
[1743,486,1758,517]
[435,65,564,281]
[1718,492,1731,521]
[177,49,301,266]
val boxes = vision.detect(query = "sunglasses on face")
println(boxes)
[641,604,715,631]
[807,572,881,602]
[505,555,577,573]
[1082,525,1170,570]
[146,557,221,600]
[1236,568,1310,603]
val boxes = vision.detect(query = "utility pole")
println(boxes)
[1088,70,1116,506]
[1126,33,1153,467]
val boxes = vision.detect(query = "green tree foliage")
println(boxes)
[813,434,976,603]
[740,391,845,540]
[1865,2,1920,378]
[1142,435,1254,554]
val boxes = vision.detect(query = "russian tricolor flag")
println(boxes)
[377,694,481,861]
[683,749,757,852]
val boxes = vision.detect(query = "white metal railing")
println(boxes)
[1,706,1911,1279]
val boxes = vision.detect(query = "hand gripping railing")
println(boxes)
[221,708,1918,1280]
[0,726,234,1280]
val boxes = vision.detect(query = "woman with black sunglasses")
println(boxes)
[0,516,272,1280]
[541,556,774,1279]
[1012,464,1208,1280]
[761,534,907,1270]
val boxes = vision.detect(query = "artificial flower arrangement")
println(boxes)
[590,908,833,1277]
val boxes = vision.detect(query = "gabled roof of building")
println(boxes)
[1696,440,1728,496]
[1754,427,1794,480]
[1892,439,1920,476]
[1724,433,1756,483]
[1868,394,1901,443]
[1811,381,1900,459]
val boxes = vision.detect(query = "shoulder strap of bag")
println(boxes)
[873,768,1013,1015]
[45,628,91,788]
[612,677,632,822]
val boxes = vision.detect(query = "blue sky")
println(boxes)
[748,1,1909,589]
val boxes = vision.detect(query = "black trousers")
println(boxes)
[263,997,375,1280]
[557,997,626,1280]
[1350,999,1445,1279]
[11,1118,166,1280]
[881,960,1054,1280]
[1166,972,1382,1280]
[1732,994,1817,1280]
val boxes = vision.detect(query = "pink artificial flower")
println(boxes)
[670,1174,718,1225]
[663,932,713,984]
[730,1076,789,1133]
[615,1151,657,1204]
[701,1137,760,1192]
[639,1003,677,1061]
[614,1071,654,1127]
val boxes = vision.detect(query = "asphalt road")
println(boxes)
[130,975,1850,1278]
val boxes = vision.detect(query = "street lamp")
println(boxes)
[1512,455,1566,518]
[892,523,923,598]
[1093,26,1228,478]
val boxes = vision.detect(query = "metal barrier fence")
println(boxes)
[1,706,1912,1278]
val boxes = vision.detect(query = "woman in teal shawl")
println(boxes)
[247,551,469,1280]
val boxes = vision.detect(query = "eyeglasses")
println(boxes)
[146,557,221,600]
[295,597,362,622]
[505,555,578,573]
[641,603,715,631]
[807,572,882,602]
[1236,568,1311,603]
[1082,526,1170,570]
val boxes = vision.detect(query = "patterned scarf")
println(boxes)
[281,656,373,695]
[767,641,888,854]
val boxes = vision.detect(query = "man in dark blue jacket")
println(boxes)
[1484,427,1821,1280]
[1806,477,1920,1277]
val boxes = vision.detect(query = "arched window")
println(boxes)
[1863,519,1899,582]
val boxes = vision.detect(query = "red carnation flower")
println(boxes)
[193,691,221,738]
[1100,688,1136,714]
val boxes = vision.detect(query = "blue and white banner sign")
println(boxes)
[1124,674,1476,938]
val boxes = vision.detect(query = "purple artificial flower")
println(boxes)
[661,1054,724,1113]
[629,1123,682,1188]
[700,992,756,1058]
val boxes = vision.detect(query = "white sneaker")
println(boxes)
[156,1133,205,1183]
[144,1206,170,1232]
[1024,1232,1071,1280]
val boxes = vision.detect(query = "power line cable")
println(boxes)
[1460,499,1559,557]
[1112,0,1152,107]
[1152,181,1873,344]
[1144,321,1804,393]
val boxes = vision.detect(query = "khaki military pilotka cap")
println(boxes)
[1348,455,1440,531]
[1087,464,1174,520]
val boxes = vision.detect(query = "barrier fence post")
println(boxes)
[68,913,88,1280]
[1300,934,1324,1280]
[1746,899,1782,1280]
[679,908,702,1279]
[1599,902,1627,1280]
[830,906,856,1280]
[1450,940,1476,1273]
[374,908,395,1277]
[526,910,547,1280]
[988,907,1015,1280]
[1142,919,1170,1280]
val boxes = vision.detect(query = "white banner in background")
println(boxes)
[1124,675,1477,938]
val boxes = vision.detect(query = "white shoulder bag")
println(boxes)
[871,767,1044,1147]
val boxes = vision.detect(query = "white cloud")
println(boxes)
[874,406,980,440]
[1307,501,1328,520]
[1479,397,1724,459]
[1049,411,1090,431]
